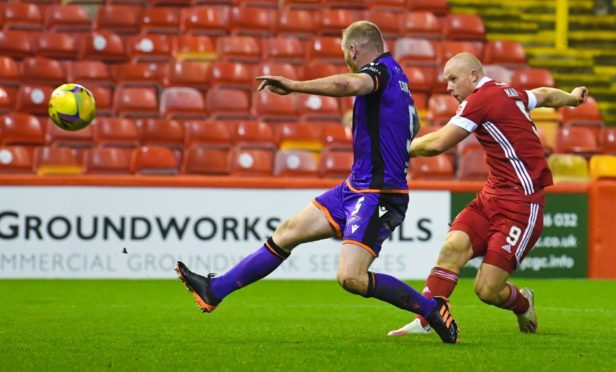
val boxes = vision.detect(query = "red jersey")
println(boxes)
[450,77,553,203]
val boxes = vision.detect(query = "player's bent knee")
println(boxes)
[437,240,468,269]
[336,272,366,295]
[474,282,500,304]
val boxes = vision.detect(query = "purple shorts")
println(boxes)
[313,181,409,257]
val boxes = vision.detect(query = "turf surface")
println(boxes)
[1,279,615,371]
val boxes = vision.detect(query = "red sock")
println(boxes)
[417,267,459,326]
[498,283,529,314]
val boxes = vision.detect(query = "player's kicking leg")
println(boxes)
[176,202,334,312]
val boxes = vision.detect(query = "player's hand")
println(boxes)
[256,76,295,95]
[571,86,589,106]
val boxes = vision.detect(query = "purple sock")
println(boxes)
[210,238,289,301]
[366,272,437,318]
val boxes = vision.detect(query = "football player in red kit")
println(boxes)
[389,52,589,336]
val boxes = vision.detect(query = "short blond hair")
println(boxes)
[342,21,384,53]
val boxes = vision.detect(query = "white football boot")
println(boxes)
[387,318,431,336]
[516,288,538,333]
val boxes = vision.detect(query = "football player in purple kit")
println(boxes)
[175,21,459,344]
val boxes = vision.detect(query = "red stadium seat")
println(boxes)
[84,147,132,175]
[34,146,82,175]
[205,87,252,120]
[160,87,207,120]
[89,86,114,116]
[230,148,274,176]
[302,61,341,81]
[277,9,315,40]
[321,122,352,150]
[365,11,401,39]
[457,148,488,181]
[412,92,428,111]
[167,61,209,91]
[367,0,409,12]
[428,94,459,126]
[130,146,179,175]
[601,127,616,155]
[217,35,262,64]
[181,6,230,36]
[113,87,159,118]
[238,0,279,8]
[284,0,323,9]
[394,38,437,67]
[15,85,53,116]
[318,8,363,37]
[127,34,173,63]
[46,119,94,148]
[442,13,486,42]
[112,63,168,89]
[230,6,276,37]
[141,6,180,35]
[320,148,353,178]
[19,57,66,86]
[408,0,449,16]
[274,149,319,177]
[184,120,234,148]
[308,37,344,65]
[0,87,12,114]
[36,32,79,60]
[45,4,92,33]
[0,30,35,59]
[399,11,440,39]
[252,92,298,122]
[403,66,435,94]
[80,31,127,62]
[483,40,527,69]
[483,64,513,85]
[0,56,20,87]
[68,60,113,87]
[0,113,46,146]
[275,122,322,152]
[296,94,340,122]
[0,146,34,174]
[95,5,142,35]
[263,37,305,65]
[511,68,555,90]
[235,121,276,150]
[410,154,455,180]
[139,118,184,149]
[93,117,140,148]
[182,145,231,175]
[206,61,252,90]
[437,41,484,65]
[555,126,600,156]
[255,63,299,87]
[174,35,217,62]
[3,3,44,31]
[150,0,191,5]
[560,97,603,127]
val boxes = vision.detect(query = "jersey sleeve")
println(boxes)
[449,95,487,133]
[359,62,389,94]
[524,90,538,110]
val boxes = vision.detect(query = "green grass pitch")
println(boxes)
[1,279,615,371]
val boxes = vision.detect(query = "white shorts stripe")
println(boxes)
[483,122,534,195]
[515,203,540,264]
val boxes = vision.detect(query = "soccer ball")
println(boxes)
[48,83,96,131]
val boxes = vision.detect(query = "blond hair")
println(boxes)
[342,21,384,53]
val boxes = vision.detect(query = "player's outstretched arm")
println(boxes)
[409,124,470,157]
[531,86,589,108]
[256,73,374,97]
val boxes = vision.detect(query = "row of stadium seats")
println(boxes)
[2,143,614,182]
[0,30,521,68]
[0,145,352,177]
[0,3,473,39]
[1,112,613,162]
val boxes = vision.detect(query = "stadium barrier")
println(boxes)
[0,176,611,279]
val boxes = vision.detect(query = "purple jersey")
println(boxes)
[350,52,417,192]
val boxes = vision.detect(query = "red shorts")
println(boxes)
[451,191,544,273]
